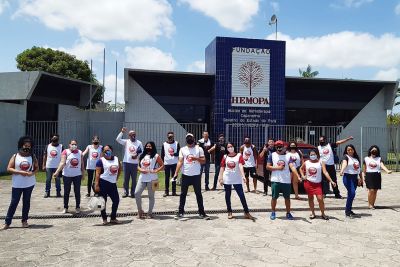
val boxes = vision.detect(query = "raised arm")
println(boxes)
[116,127,127,145]
[336,136,353,146]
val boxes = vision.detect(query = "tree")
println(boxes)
[238,61,264,95]
[387,113,400,125]
[299,64,319,78]
[16,46,103,106]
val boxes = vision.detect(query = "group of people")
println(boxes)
[2,130,391,229]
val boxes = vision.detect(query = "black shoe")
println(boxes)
[122,193,128,198]
[129,194,135,198]
[205,186,210,191]
[56,192,62,198]
[163,192,169,197]
[44,192,50,198]
[172,193,179,196]
[85,193,90,197]
[211,187,216,191]
[174,213,184,220]
[199,214,211,220]
[335,194,343,199]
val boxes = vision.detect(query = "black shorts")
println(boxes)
[243,167,257,179]
[365,172,382,190]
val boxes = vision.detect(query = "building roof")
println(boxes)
[0,71,99,107]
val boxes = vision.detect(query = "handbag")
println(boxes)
[151,180,159,191]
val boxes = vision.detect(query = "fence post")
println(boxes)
[360,126,363,166]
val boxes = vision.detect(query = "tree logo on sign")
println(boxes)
[238,61,264,95]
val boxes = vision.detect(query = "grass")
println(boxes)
[0,171,172,191]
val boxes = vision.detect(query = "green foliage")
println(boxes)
[16,46,104,105]
[299,64,319,78]
[387,113,400,125]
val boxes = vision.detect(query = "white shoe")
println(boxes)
[75,208,81,214]
[62,208,68,214]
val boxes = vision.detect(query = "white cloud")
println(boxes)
[49,38,105,62]
[125,46,177,71]
[270,1,279,12]
[267,31,400,70]
[331,0,373,8]
[179,0,259,32]
[0,0,9,14]
[14,0,174,41]
[104,74,124,103]
[187,60,205,72]
[374,68,400,81]
[395,3,400,15]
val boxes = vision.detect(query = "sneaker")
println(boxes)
[2,224,10,230]
[129,194,135,198]
[335,194,343,199]
[263,192,268,196]
[270,212,276,220]
[21,221,29,228]
[122,193,128,198]
[85,193,90,197]
[174,213,184,220]
[56,192,62,198]
[44,192,50,198]
[163,192,169,197]
[286,213,294,220]
[62,208,68,214]
[205,186,210,191]
[199,214,211,220]
[211,187,216,191]
[75,208,81,214]
[172,193,179,196]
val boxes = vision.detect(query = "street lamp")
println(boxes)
[269,14,277,40]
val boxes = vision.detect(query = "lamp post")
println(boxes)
[269,14,277,40]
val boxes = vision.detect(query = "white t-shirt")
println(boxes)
[163,141,179,165]
[221,154,245,185]
[100,156,119,183]
[179,145,204,176]
[62,149,82,177]
[318,143,335,166]
[343,155,360,175]
[12,154,36,188]
[287,151,301,168]
[86,145,103,170]
[45,143,63,169]
[116,132,143,164]
[138,154,159,182]
[305,160,323,183]
[242,145,256,168]
[270,152,292,184]
[364,156,381,173]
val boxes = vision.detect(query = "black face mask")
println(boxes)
[146,148,152,154]
[186,138,194,145]
[276,147,283,152]
[22,147,31,153]
[168,136,174,142]
[93,141,99,145]
[219,139,225,144]
[319,141,326,146]
[371,150,378,156]
[244,140,250,145]
[51,138,59,143]
[290,146,297,150]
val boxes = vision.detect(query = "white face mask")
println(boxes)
[310,155,318,161]
[70,144,77,151]
[227,147,234,153]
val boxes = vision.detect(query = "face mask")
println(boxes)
[290,146,297,150]
[168,136,174,141]
[371,150,377,156]
[227,147,234,153]
[244,140,250,145]
[104,151,112,157]
[130,136,136,142]
[310,155,318,161]
[219,139,225,144]
[93,141,99,145]
[146,148,152,154]
[186,138,194,145]
[22,147,31,153]
[319,141,326,146]
[276,147,283,152]
[70,145,77,151]
[51,138,59,143]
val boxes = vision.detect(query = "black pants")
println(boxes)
[322,164,340,196]
[99,179,120,220]
[224,184,249,213]
[87,169,95,195]
[212,164,221,189]
[263,169,271,194]
[178,174,205,215]
[164,164,177,194]
[63,176,81,209]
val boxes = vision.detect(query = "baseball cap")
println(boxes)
[186,133,194,138]
[275,140,284,146]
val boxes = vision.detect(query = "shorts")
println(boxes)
[243,167,257,179]
[303,180,323,196]
[271,182,291,199]
[365,172,382,190]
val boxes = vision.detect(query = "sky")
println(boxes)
[0,0,400,107]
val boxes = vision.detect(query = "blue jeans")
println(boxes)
[5,186,35,225]
[45,168,61,193]
[63,176,81,209]
[200,162,211,187]
[224,184,249,213]
[123,163,138,196]
[343,173,358,215]
[99,179,120,220]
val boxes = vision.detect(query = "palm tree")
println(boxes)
[299,64,319,78]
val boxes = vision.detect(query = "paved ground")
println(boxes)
[0,172,399,267]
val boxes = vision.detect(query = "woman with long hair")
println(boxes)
[339,144,363,218]
[82,135,102,197]
[287,141,303,199]
[135,141,164,219]
[363,145,392,209]
[3,136,38,230]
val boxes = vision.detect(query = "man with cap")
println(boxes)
[208,133,227,190]
[267,140,301,220]
[173,133,210,220]
[259,138,275,196]
[116,127,143,198]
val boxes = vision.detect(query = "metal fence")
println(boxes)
[225,124,344,149]
[26,121,207,167]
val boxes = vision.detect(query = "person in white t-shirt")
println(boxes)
[82,135,102,197]
[239,137,259,193]
[42,134,63,198]
[161,131,180,197]
[218,142,254,220]
[94,145,122,225]
[135,141,164,219]
[3,136,38,230]
[339,144,363,218]
[299,149,336,220]
[116,127,143,198]
[53,140,85,214]
[362,145,392,209]
[286,141,303,200]
[173,133,210,220]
